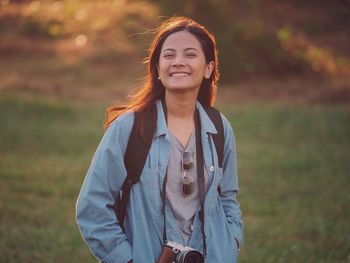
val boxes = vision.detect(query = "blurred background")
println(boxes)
[0,0,349,262]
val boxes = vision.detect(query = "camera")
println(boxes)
[157,240,204,263]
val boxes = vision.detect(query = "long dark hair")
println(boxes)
[105,16,219,129]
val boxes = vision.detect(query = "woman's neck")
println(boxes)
[164,90,197,148]
[165,91,197,120]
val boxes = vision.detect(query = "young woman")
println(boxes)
[76,16,244,263]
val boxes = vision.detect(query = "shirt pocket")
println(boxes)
[132,167,163,216]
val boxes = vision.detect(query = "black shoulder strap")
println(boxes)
[204,107,224,168]
[115,105,157,228]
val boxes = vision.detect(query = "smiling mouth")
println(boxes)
[170,72,190,77]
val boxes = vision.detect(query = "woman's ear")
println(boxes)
[204,61,214,79]
[156,64,161,80]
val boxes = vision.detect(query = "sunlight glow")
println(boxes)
[52,1,63,12]
[29,1,41,12]
[75,34,87,46]
[75,9,87,21]
[1,0,10,6]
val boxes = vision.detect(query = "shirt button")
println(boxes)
[209,165,215,173]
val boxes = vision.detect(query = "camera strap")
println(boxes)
[161,100,207,257]
[194,109,207,257]
[161,99,168,243]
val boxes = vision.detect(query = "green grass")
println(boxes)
[223,104,350,262]
[0,94,105,262]
[0,94,349,262]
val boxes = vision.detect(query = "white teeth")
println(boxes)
[171,73,189,77]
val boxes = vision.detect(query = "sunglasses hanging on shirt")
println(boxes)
[182,150,194,196]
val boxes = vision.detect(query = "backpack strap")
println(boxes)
[115,105,157,228]
[204,107,224,168]
[204,106,225,195]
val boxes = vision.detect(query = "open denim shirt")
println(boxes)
[76,100,244,263]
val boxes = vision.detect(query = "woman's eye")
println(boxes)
[164,54,174,58]
[186,53,197,58]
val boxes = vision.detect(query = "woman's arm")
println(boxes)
[76,114,134,263]
[219,114,244,250]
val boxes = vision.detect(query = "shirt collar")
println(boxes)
[155,100,168,138]
[196,101,218,135]
[154,100,218,138]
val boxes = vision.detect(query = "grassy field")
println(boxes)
[0,94,349,262]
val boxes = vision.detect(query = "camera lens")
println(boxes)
[177,250,204,263]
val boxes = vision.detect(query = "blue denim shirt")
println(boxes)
[76,100,244,263]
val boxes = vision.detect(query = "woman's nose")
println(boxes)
[172,55,185,67]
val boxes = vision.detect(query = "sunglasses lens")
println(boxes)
[182,151,194,196]
[182,151,194,171]
[183,175,194,196]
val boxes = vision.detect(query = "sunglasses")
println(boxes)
[182,151,194,196]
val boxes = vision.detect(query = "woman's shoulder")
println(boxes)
[218,111,236,138]
[219,112,232,128]
[106,110,135,136]
[115,110,135,124]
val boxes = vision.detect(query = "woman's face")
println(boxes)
[157,30,213,93]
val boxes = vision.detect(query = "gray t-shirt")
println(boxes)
[166,131,212,245]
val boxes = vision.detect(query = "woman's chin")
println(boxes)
[165,84,199,92]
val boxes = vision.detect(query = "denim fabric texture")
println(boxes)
[76,100,244,263]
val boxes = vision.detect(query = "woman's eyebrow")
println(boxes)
[184,47,198,52]
[162,47,199,53]
[162,48,175,53]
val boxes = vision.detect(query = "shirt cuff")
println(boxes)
[234,237,240,251]
[102,241,132,263]
[232,227,243,251]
